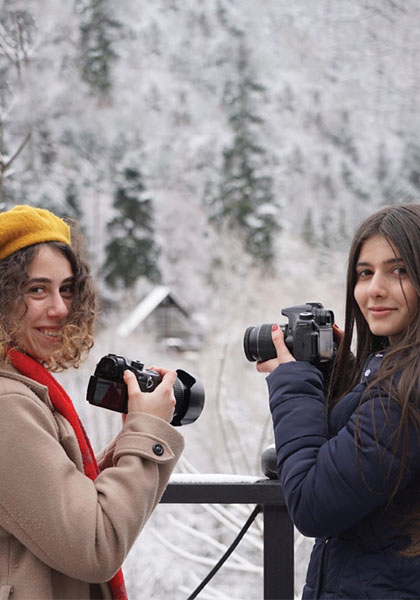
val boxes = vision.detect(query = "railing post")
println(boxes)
[263,504,294,600]
[161,476,294,599]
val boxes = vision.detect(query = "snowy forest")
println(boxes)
[2,0,420,598]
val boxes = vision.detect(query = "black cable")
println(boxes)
[186,504,263,600]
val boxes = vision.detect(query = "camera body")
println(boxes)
[86,354,205,426]
[243,302,336,365]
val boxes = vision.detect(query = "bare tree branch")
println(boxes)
[151,527,262,574]
[199,503,262,551]
[180,572,244,600]
[0,10,36,78]
[2,130,31,171]
[165,513,259,569]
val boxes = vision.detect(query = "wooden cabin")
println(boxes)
[117,286,201,351]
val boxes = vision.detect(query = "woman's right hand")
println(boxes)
[124,368,177,423]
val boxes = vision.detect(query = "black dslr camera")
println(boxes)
[86,354,205,426]
[243,302,336,365]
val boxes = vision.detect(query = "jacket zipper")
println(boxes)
[313,536,331,599]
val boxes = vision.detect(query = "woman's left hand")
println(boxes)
[256,324,296,374]
[124,367,177,423]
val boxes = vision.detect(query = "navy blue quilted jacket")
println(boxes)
[267,354,420,599]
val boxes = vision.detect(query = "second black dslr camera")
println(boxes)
[243,302,336,365]
[86,354,205,426]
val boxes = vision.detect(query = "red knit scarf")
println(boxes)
[9,349,128,600]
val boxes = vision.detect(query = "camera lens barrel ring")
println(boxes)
[243,323,277,363]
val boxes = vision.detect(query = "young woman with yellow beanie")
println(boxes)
[0,205,184,600]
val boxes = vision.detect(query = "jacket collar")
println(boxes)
[0,365,53,409]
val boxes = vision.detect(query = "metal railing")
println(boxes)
[161,475,294,600]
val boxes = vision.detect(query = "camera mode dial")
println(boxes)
[299,312,313,320]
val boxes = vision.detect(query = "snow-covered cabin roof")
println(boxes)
[117,286,190,338]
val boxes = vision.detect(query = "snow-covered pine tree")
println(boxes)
[76,0,121,99]
[103,165,161,291]
[210,43,278,266]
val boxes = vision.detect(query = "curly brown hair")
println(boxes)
[0,219,97,371]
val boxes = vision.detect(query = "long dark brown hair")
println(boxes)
[0,219,97,371]
[330,205,420,402]
[328,204,420,554]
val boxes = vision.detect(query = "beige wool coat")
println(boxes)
[0,367,184,600]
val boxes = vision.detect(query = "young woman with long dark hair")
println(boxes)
[258,204,420,598]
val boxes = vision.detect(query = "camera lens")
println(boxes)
[243,324,277,362]
[88,354,205,426]
[171,371,205,427]
[172,378,184,406]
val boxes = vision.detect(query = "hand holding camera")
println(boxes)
[256,325,295,373]
[244,302,337,370]
[124,368,177,423]
[87,354,205,426]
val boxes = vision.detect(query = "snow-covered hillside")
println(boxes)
[3,0,420,597]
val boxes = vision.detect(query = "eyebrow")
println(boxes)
[356,257,403,267]
[26,276,74,284]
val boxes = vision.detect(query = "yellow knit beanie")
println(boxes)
[0,205,71,260]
